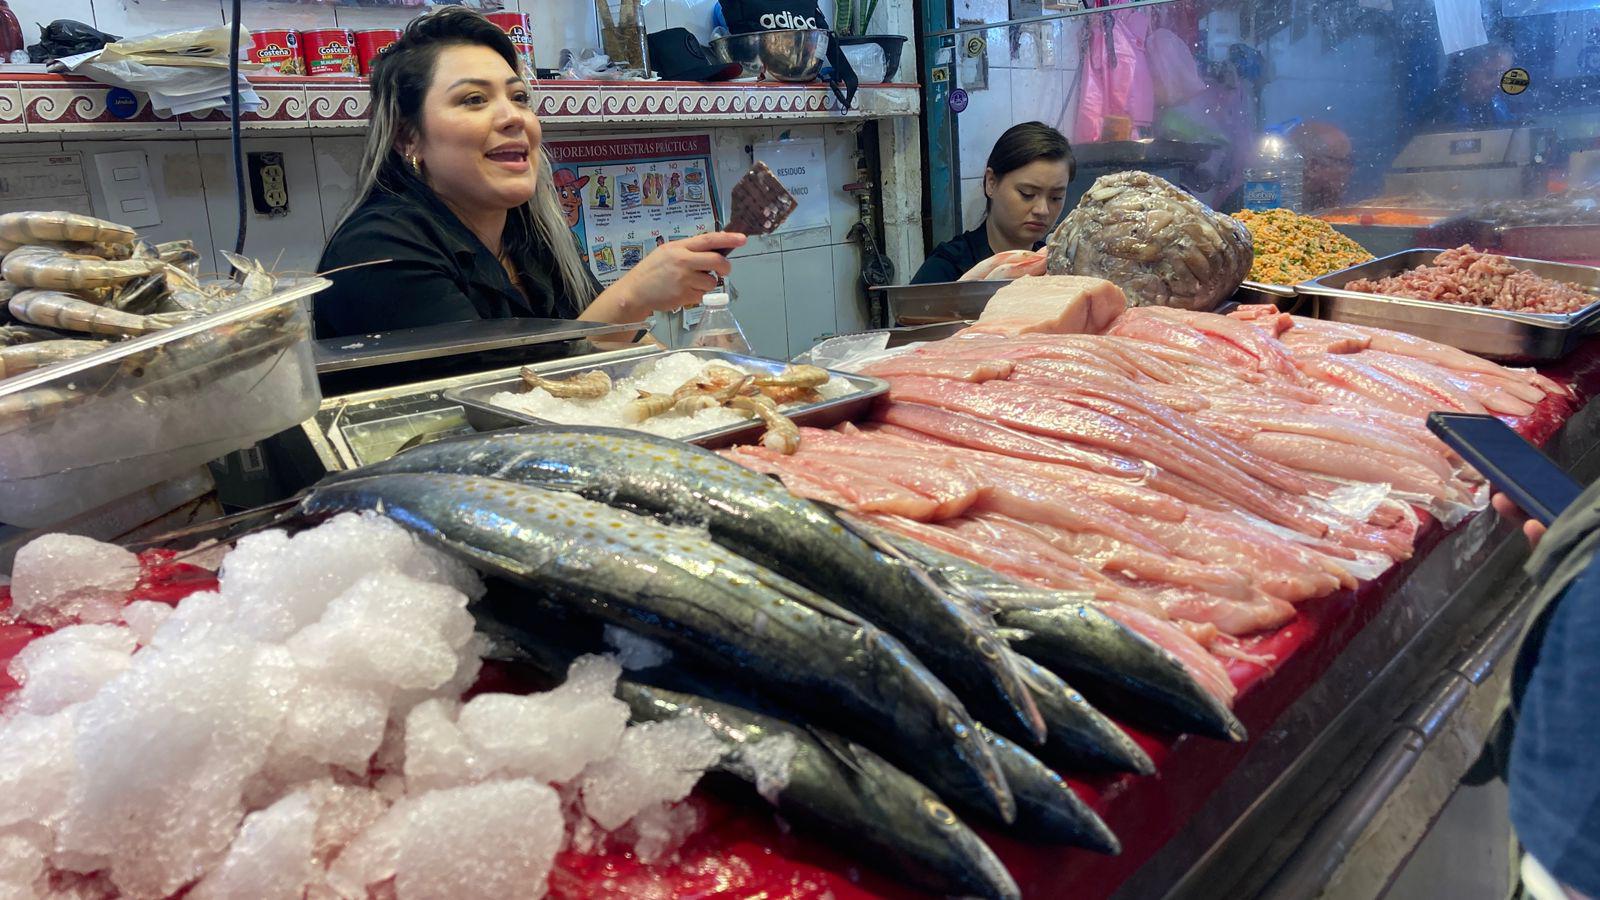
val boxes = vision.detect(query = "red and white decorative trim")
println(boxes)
[0,74,917,138]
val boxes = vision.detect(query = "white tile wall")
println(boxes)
[959,175,984,230]
[310,134,366,237]
[196,135,326,274]
[727,251,785,357]
[780,244,834,356]
[957,65,1012,180]
[73,140,219,269]
[2,0,881,360]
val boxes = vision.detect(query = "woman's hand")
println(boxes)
[582,232,747,323]
[1491,492,1547,549]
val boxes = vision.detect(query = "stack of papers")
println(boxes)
[55,26,265,117]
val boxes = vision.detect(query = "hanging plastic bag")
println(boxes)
[97,25,255,68]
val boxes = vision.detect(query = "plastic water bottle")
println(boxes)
[1242,125,1305,212]
[687,291,751,354]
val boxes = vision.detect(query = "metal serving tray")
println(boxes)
[1296,249,1600,361]
[444,348,888,449]
[873,278,1284,324]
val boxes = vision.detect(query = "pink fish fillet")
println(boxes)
[1106,313,1261,371]
[1295,354,1444,418]
[1240,431,1453,502]
[959,248,1048,281]
[1013,519,1257,605]
[1353,351,1489,414]
[861,356,1016,383]
[875,401,1152,480]
[962,275,1127,337]
[1285,316,1564,395]
[884,380,1332,537]
[1131,581,1298,637]
[1134,508,1351,598]
[1132,307,1302,378]
[724,446,941,520]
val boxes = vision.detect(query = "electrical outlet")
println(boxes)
[248,152,290,218]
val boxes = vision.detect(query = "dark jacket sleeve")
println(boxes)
[315,221,483,339]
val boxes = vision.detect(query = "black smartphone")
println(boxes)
[1426,412,1584,526]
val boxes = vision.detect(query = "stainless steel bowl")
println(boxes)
[710,29,830,82]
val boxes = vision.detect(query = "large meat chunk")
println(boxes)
[967,275,1126,336]
[1046,171,1253,311]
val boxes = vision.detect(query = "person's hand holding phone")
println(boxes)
[1492,492,1548,549]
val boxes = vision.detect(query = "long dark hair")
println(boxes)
[335,7,594,307]
[987,122,1074,185]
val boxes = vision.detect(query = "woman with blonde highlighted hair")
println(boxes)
[316,7,744,337]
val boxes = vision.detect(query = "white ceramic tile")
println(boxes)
[956,65,1011,182]
[72,140,219,272]
[310,134,366,239]
[823,123,862,245]
[242,2,337,31]
[522,0,600,64]
[952,0,1004,26]
[9,0,95,35]
[91,0,222,40]
[830,241,868,334]
[1010,22,1040,69]
[712,124,779,258]
[1057,17,1083,72]
[1013,67,1072,130]
[779,245,834,357]
[960,175,985,231]
[726,250,785,358]
[662,0,716,43]
[631,0,668,37]
[196,135,326,276]
[331,6,419,30]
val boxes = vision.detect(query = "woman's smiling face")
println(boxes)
[405,43,541,213]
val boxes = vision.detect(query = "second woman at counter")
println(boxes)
[910,122,1075,284]
[315,8,745,338]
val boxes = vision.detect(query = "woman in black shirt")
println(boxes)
[911,122,1074,284]
[316,8,744,338]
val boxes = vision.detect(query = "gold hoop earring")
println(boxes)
[407,153,421,174]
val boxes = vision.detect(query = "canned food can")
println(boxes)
[301,28,359,76]
[354,28,400,75]
[485,12,535,77]
[248,29,304,76]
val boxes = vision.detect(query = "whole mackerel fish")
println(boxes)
[298,471,1015,822]
[333,426,1046,745]
[873,524,1246,742]
[472,611,1023,899]
[474,602,1116,861]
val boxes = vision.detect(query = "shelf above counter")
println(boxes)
[0,74,920,139]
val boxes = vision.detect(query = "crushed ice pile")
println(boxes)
[0,514,731,899]
[488,352,855,439]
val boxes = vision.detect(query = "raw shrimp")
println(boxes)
[623,390,677,423]
[521,368,612,399]
[0,211,136,247]
[732,393,801,454]
[756,364,830,404]
[673,373,754,414]
[2,245,166,291]
[0,324,62,346]
[0,339,107,379]
[9,290,187,337]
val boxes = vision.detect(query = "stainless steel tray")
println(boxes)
[871,280,1005,326]
[873,278,1283,324]
[1296,249,1600,361]
[443,348,888,449]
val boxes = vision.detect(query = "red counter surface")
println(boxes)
[4,339,1599,899]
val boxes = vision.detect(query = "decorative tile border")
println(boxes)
[0,75,917,137]
[0,84,23,134]
[17,77,177,134]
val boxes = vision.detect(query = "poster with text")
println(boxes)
[546,134,719,287]
[751,138,830,235]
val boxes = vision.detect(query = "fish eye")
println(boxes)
[922,797,958,827]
